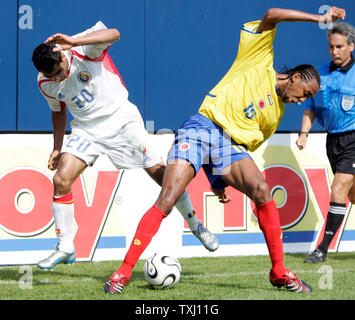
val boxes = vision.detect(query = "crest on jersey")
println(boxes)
[78,71,91,83]
[258,99,266,109]
[140,145,147,155]
[341,95,354,111]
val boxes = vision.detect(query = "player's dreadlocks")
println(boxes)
[32,43,62,74]
[279,64,321,87]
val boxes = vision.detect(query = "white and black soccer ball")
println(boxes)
[144,253,181,289]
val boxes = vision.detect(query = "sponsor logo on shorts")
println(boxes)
[179,142,190,151]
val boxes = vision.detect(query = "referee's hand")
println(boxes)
[296,136,307,150]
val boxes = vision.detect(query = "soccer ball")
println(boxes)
[144,253,181,289]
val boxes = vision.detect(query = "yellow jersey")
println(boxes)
[198,21,285,152]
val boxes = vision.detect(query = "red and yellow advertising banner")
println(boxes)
[0,133,353,265]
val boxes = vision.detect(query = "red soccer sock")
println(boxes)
[256,199,286,277]
[117,205,167,277]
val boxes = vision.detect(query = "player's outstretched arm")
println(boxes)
[45,28,120,52]
[256,6,346,32]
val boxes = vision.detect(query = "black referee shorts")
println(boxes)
[326,130,355,175]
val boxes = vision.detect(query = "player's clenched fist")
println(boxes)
[320,6,346,24]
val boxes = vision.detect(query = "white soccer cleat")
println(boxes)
[37,246,76,270]
[192,223,219,252]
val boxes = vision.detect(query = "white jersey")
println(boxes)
[37,21,161,169]
[37,21,142,138]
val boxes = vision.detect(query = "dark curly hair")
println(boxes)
[32,43,62,74]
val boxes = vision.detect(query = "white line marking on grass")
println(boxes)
[181,268,352,280]
[0,274,243,285]
[0,277,97,285]
[0,268,352,285]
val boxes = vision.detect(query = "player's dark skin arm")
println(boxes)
[256,7,346,32]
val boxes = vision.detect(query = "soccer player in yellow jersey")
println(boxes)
[104,6,346,294]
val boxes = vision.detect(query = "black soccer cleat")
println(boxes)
[304,248,327,263]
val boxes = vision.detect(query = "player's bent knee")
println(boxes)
[154,198,175,215]
[250,180,271,205]
[53,174,73,195]
[155,188,181,215]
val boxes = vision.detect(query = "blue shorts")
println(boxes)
[167,113,252,190]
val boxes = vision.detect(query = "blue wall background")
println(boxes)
[1,0,354,132]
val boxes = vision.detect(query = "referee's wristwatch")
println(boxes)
[298,131,309,137]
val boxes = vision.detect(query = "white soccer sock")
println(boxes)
[52,194,75,254]
[175,191,200,231]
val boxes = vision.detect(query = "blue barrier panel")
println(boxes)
[145,0,355,131]
[17,0,144,131]
[145,0,264,131]
[0,0,354,132]
[0,1,17,131]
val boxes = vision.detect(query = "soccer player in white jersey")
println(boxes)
[32,21,219,270]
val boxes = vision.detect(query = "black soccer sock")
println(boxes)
[318,202,346,253]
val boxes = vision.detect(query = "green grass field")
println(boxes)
[1,252,354,301]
